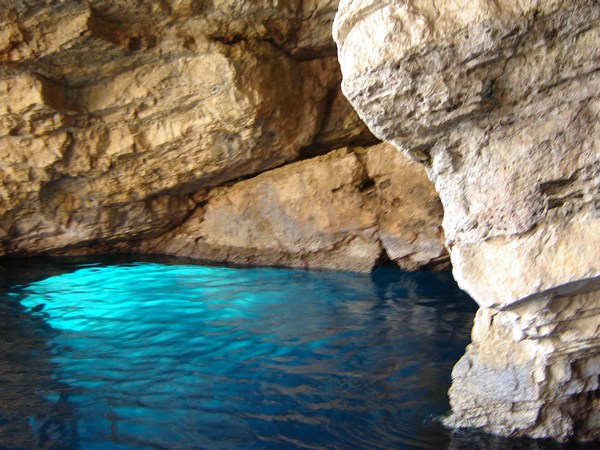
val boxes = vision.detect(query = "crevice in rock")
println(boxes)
[299,84,381,159]
[540,176,578,196]
[374,245,397,269]
[88,9,157,51]
[301,132,380,159]
[537,67,600,98]
[299,85,339,158]
[540,163,600,212]
[358,176,375,193]
[206,29,305,63]
[209,34,247,46]
[407,144,433,165]
[571,388,600,441]
[177,138,385,196]
[144,195,207,243]
[419,252,452,271]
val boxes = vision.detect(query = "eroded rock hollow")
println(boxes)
[334,0,600,441]
[3,0,598,443]
[0,0,447,272]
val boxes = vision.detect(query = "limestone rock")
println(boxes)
[136,143,447,272]
[308,81,379,154]
[0,0,448,274]
[356,143,448,270]
[0,1,340,65]
[0,1,344,256]
[334,0,600,307]
[334,0,600,441]
[447,292,600,441]
[0,0,446,272]
[139,148,382,272]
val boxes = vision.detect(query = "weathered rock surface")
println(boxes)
[356,143,447,270]
[334,0,600,441]
[133,143,447,272]
[0,0,445,273]
[447,291,600,441]
[0,1,336,255]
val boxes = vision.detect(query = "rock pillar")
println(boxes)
[334,0,600,440]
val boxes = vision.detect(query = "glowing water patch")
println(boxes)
[18,264,270,332]
[4,262,480,449]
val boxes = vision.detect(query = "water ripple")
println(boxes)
[0,260,583,449]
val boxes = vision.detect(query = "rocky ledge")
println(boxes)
[133,143,447,272]
[334,0,600,441]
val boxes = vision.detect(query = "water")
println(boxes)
[0,257,592,450]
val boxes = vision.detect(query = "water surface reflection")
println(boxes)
[0,258,592,449]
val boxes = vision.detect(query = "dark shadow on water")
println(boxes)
[0,292,78,449]
[448,428,599,450]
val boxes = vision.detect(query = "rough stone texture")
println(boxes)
[133,143,447,272]
[307,85,378,155]
[447,292,600,441]
[0,0,446,273]
[0,1,339,256]
[0,1,340,64]
[137,148,382,272]
[334,0,600,441]
[356,143,447,270]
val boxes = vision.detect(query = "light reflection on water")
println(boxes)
[0,258,588,450]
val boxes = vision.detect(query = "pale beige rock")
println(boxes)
[334,0,600,441]
[140,148,382,272]
[357,143,448,270]
[0,1,344,256]
[138,143,447,272]
[0,0,340,66]
[447,292,600,441]
[0,0,446,274]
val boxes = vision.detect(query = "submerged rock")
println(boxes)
[334,0,600,441]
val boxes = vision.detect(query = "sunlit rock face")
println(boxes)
[334,0,600,441]
[0,0,447,272]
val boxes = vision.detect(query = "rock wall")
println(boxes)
[0,1,447,272]
[334,0,599,441]
[133,143,447,272]
[0,1,338,254]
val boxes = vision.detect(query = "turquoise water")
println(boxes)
[0,258,589,449]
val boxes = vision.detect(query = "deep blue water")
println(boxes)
[0,257,592,450]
